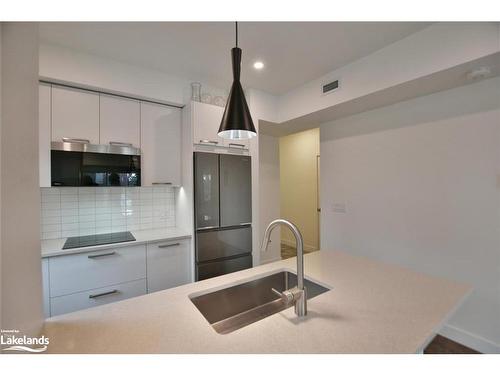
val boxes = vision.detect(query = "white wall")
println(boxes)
[39,43,227,106]
[1,23,43,336]
[0,22,3,330]
[320,77,500,353]
[279,23,500,123]
[247,89,280,265]
[258,134,281,263]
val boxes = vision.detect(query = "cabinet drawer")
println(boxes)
[49,244,146,297]
[50,278,146,316]
[146,239,191,293]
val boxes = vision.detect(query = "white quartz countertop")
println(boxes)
[42,251,470,353]
[41,228,192,258]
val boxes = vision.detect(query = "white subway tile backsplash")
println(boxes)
[78,187,96,194]
[78,214,95,223]
[61,208,78,217]
[40,186,176,239]
[79,227,96,236]
[61,216,78,224]
[61,194,78,203]
[42,216,61,225]
[42,231,62,240]
[61,229,79,238]
[79,221,96,229]
[42,201,61,210]
[41,187,59,195]
[42,224,61,233]
[61,201,78,209]
[60,187,78,195]
[42,209,61,218]
[41,194,60,203]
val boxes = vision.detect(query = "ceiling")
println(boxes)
[39,22,431,95]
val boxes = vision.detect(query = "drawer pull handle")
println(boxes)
[62,137,90,144]
[229,143,245,148]
[158,243,180,248]
[88,251,116,259]
[89,289,118,299]
[152,182,172,185]
[199,139,219,145]
[109,141,133,147]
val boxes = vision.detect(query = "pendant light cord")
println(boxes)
[235,21,238,47]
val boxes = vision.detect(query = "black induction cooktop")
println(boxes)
[62,231,136,250]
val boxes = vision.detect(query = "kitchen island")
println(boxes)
[42,251,470,353]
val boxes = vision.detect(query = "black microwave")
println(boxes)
[50,142,141,187]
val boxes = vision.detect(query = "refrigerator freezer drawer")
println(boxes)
[197,254,252,281]
[196,226,252,262]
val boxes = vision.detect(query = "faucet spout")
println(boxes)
[261,219,307,316]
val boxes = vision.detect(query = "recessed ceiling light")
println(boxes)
[253,61,264,70]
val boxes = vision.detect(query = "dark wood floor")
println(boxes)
[424,335,479,354]
[280,243,480,354]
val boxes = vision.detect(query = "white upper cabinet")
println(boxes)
[140,102,181,186]
[191,101,249,150]
[192,101,224,147]
[51,85,100,144]
[39,83,52,187]
[99,94,140,148]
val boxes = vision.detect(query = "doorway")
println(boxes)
[279,128,320,259]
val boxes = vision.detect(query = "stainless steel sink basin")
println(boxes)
[190,270,330,334]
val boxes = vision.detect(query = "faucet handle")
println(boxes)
[271,288,294,304]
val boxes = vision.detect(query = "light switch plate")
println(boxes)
[332,203,347,213]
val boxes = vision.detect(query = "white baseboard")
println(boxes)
[281,239,318,252]
[440,324,500,354]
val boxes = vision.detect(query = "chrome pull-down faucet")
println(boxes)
[261,219,307,317]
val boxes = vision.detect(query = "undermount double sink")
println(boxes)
[190,270,331,334]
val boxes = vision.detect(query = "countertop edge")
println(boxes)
[41,230,192,258]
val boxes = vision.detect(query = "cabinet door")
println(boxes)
[99,94,140,148]
[51,86,100,144]
[140,102,181,186]
[146,239,191,293]
[39,83,52,187]
[42,258,51,318]
[192,101,224,146]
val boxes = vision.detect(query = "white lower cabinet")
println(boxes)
[146,239,191,293]
[49,245,147,298]
[50,279,147,316]
[42,258,51,318]
[43,238,191,317]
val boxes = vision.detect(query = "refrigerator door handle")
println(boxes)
[197,225,220,230]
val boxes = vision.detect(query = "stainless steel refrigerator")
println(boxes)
[194,152,252,280]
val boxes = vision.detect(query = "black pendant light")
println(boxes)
[218,22,257,140]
